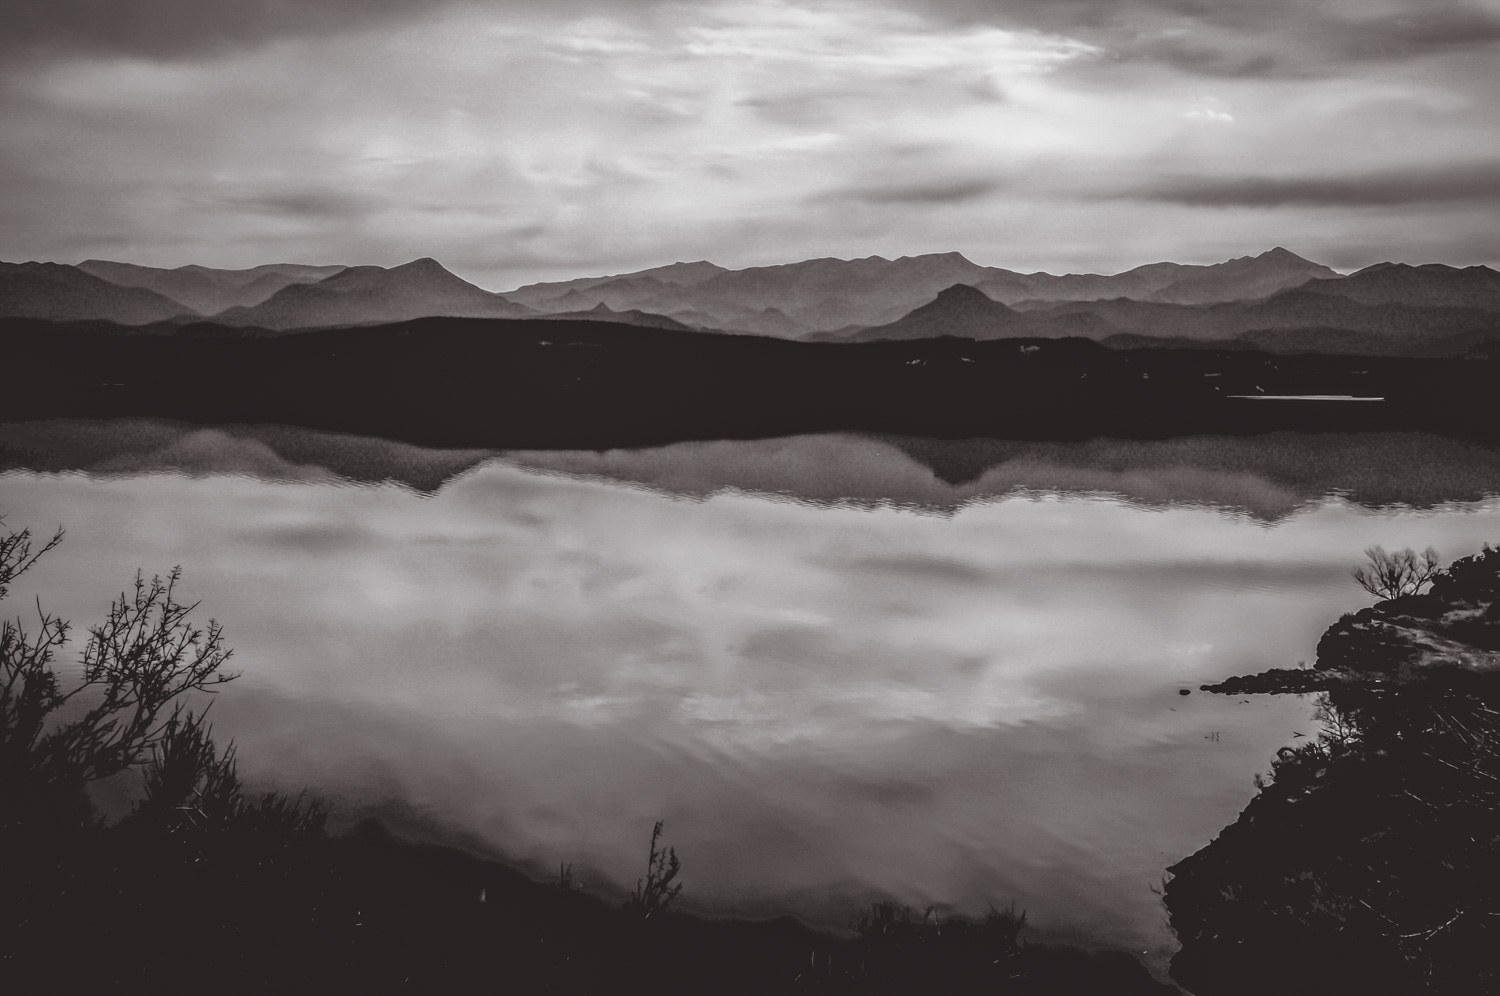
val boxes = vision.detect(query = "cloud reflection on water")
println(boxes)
[5,423,1500,969]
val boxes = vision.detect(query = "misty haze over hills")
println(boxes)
[496,248,1343,335]
[213,257,535,329]
[2,248,1497,357]
[75,260,347,314]
[0,260,194,324]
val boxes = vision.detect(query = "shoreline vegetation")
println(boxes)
[0,518,1174,993]
[1168,544,1500,994]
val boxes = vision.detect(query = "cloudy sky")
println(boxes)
[4,0,1499,287]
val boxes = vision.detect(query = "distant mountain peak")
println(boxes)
[932,282,997,303]
[844,281,1028,341]
[898,251,974,263]
[394,256,449,273]
[210,254,532,328]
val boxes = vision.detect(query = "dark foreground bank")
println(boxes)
[1,815,1177,994]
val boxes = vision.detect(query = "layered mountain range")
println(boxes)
[3,248,1498,356]
[76,259,347,314]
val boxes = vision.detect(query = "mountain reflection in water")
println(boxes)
[3,420,1500,977]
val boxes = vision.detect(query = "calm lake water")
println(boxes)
[6,420,1500,974]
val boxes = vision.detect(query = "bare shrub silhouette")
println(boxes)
[1,516,320,834]
[2,516,235,813]
[1352,545,1441,601]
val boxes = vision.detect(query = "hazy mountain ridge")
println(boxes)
[501,253,991,334]
[1022,287,1497,339]
[212,257,536,330]
[536,302,696,331]
[502,259,728,304]
[500,248,1340,334]
[1144,248,1341,305]
[8,249,1498,350]
[77,260,347,314]
[966,247,1337,307]
[841,284,1118,343]
[1295,262,1500,311]
[842,279,1499,353]
[0,260,193,324]
[837,284,1024,342]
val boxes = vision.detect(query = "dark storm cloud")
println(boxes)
[915,0,1500,77]
[5,0,450,58]
[1122,44,1293,79]
[1340,6,1500,60]
[214,187,382,221]
[822,178,1001,206]
[736,90,868,129]
[956,0,1315,77]
[8,0,1499,72]
[1123,162,1500,208]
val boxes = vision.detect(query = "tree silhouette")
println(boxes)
[1352,545,1441,601]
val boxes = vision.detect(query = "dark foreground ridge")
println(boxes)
[4,817,1177,994]
[4,315,1499,449]
[1168,545,1500,994]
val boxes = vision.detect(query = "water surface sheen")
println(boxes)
[5,423,1500,973]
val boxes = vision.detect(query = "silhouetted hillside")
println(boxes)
[4,315,1498,449]
[1101,327,1500,358]
[843,284,1125,343]
[846,284,1026,340]
[0,261,193,324]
